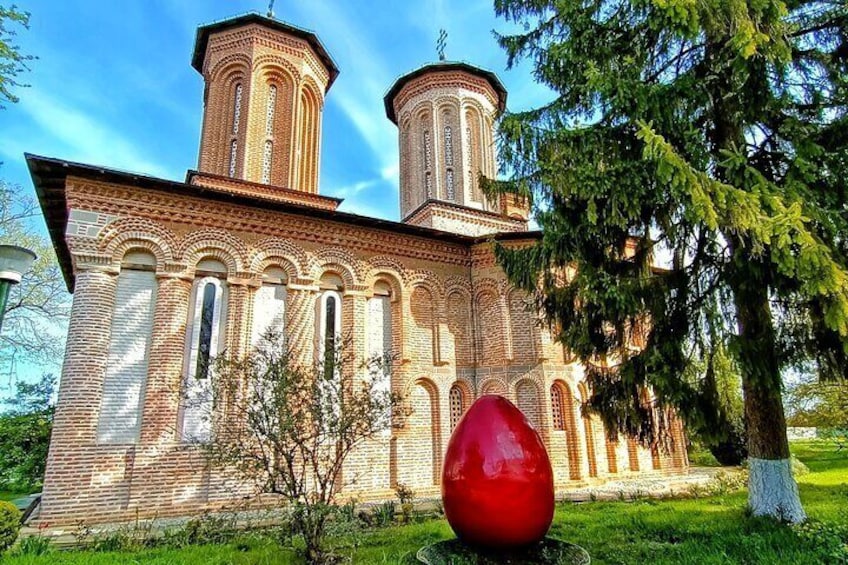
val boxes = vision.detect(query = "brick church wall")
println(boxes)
[36,176,688,524]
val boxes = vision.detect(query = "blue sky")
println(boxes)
[0,0,554,381]
[1,0,553,222]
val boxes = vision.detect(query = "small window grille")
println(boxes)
[551,385,565,430]
[262,140,273,184]
[425,172,433,199]
[449,386,464,430]
[446,169,455,200]
[423,130,432,170]
[232,84,243,135]
[444,126,453,167]
[229,140,238,178]
[265,85,277,136]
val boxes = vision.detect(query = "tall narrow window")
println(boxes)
[551,384,565,430]
[195,282,216,380]
[449,385,464,430]
[423,130,432,198]
[318,290,342,381]
[182,270,228,442]
[324,296,336,379]
[265,84,277,136]
[262,140,273,184]
[444,125,454,167]
[444,124,455,200]
[232,83,243,135]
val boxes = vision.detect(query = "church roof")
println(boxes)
[26,154,538,292]
[191,12,340,91]
[384,61,508,124]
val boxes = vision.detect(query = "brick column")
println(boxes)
[41,266,119,520]
[225,274,256,358]
[343,288,368,377]
[48,269,118,444]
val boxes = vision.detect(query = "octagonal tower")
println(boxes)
[386,62,528,236]
[193,13,338,194]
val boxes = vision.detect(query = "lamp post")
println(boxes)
[0,244,37,334]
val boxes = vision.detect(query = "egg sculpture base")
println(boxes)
[416,538,590,565]
[417,395,590,564]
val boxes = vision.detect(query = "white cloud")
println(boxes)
[328,178,380,199]
[10,89,172,179]
[294,2,399,177]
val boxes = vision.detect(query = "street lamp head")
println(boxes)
[0,244,37,284]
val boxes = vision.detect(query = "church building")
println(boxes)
[27,12,688,525]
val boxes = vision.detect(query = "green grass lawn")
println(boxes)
[6,441,846,564]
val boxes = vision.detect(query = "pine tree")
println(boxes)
[487,0,847,523]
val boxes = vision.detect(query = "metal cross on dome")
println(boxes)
[437,29,448,61]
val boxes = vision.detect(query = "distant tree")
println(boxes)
[0,373,54,492]
[0,183,70,378]
[0,6,64,378]
[0,5,34,106]
[785,373,848,430]
[191,332,402,564]
[487,0,847,523]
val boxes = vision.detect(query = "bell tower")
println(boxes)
[192,13,339,193]
[385,62,529,236]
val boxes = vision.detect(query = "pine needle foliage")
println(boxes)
[485,0,848,478]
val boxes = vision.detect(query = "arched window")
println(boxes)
[551,384,565,430]
[449,385,464,430]
[465,108,482,203]
[318,290,342,380]
[182,263,229,442]
[444,125,455,201]
[252,266,287,347]
[229,84,243,177]
[368,281,393,430]
[195,282,218,380]
[367,281,392,365]
[552,381,582,479]
[261,140,273,184]
[423,129,433,199]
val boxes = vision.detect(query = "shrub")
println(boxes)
[791,455,810,477]
[14,533,51,556]
[793,519,848,563]
[371,501,396,527]
[395,483,415,524]
[0,501,22,553]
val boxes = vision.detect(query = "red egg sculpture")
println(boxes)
[441,395,555,548]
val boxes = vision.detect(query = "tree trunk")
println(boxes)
[732,266,806,523]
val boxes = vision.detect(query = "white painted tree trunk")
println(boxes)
[748,458,806,524]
